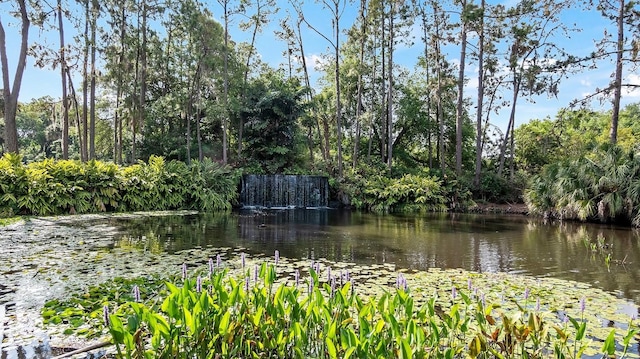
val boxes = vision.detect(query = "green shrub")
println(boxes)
[525,146,640,226]
[341,169,451,213]
[0,154,239,217]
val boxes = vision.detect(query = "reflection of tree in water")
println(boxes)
[106,211,640,305]
[521,220,640,304]
[111,213,238,253]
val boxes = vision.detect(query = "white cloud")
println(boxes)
[306,54,328,72]
[622,74,640,98]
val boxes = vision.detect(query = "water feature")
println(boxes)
[239,174,329,208]
[1,210,640,356]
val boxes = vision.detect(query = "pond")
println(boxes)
[1,209,640,354]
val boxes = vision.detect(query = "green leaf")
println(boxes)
[325,337,337,359]
[601,329,616,355]
[219,310,231,336]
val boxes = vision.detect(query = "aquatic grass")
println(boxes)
[98,260,638,359]
[40,252,639,358]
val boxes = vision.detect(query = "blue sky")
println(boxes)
[2,0,638,132]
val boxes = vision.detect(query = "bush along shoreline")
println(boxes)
[42,252,639,359]
[0,153,240,217]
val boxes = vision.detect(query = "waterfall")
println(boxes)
[240,175,329,208]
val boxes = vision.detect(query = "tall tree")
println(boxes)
[218,0,232,164]
[57,0,70,159]
[0,0,30,154]
[386,0,394,170]
[473,0,485,187]
[81,0,90,161]
[300,0,348,177]
[588,0,640,144]
[352,0,366,169]
[89,0,98,159]
[497,0,574,178]
[237,0,277,156]
[133,0,149,163]
[454,0,468,176]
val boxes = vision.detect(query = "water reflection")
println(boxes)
[108,210,640,305]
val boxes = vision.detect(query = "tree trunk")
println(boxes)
[435,7,445,175]
[387,0,394,170]
[498,73,520,177]
[421,8,433,169]
[67,69,85,160]
[238,0,264,157]
[455,0,467,175]
[295,19,317,163]
[89,1,97,160]
[352,0,366,170]
[334,0,343,178]
[380,8,387,163]
[134,0,148,163]
[0,0,29,154]
[473,0,486,187]
[367,23,377,163]
[610,0,624,145]
[58,0,70,160]
[196,71,203,162]
[82,0,90,162]
[115,2,126,164]
[222,0,229,164]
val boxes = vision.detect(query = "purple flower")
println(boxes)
[132,285,141,302]
[580,297,586,314]
[208,257,214,276]
[524,287,530,301]
[330,276,336,296]
[536,298,540,312]
[295,269,300,287]
[181,263,187,281]
[241,252,246,269]
[196,276,202,293]
[308,279,314,296]
[481,293,486,308]
[103,305,110,327]
[216,254,221,268]
[396,274,407,290]
[468,278,473,291]
[452,286,457,301]
[327,266,331,281]
[245,277,250,292]
[254,264,260,283]
[275,250,280,266]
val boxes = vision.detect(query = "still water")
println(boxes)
[1,209,640,352]
[111,209,640,304]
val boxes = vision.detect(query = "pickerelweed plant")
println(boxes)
[84,253,640,359]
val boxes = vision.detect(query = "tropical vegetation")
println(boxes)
[0,153,239,217]
[1,0,639,223]
[42,254,638,359]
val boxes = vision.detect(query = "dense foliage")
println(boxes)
[0,154,239,217]
[46,260,637,359]
[339,167,475,213]
[525,146,640,226]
